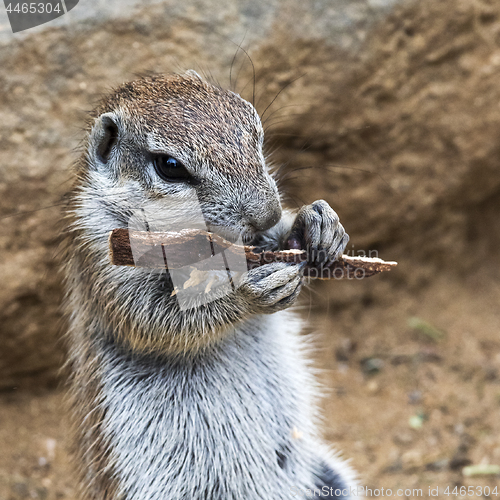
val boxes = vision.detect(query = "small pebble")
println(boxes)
[361,357,384,375]
[408,390,422,405]
[12,481,29,499]
[402,449,423,468]
[426,458,449,471]
[393,431,414,446]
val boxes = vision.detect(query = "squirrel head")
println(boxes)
[80,71,281,242]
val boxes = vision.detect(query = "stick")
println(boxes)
[108,228,397,280]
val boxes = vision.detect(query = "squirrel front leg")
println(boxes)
[232,200,350,316]
[250,200,349,261]
[286,199,350,263]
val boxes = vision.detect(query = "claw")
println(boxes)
[289,200,348,267]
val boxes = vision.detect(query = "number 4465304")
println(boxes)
[444,486,498,496]
[6,3,62,14]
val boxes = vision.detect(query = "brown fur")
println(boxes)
[92,73,264,178]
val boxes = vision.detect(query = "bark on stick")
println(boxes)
[108,228,397,280]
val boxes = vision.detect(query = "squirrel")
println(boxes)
[64,70,358,500]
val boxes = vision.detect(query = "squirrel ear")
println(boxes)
[184,69,203,81]
[90,112,120,165]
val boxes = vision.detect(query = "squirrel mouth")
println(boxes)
[204,225,248,245]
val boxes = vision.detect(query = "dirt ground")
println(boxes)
[1,263,500,499]
[1,0,500,498]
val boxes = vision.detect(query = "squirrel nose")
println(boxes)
[247,203,282,232]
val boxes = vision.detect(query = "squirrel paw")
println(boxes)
[287,199,349,265]
[238,262,304,314]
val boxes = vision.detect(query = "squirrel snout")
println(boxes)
[247,202,282,232]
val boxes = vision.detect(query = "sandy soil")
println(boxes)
[1,261,499,499]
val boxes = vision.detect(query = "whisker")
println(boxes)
[0,201,68,221]
[278,164,392,189]
[228,40,256,105]
[260,73,307,121]
[229,32,248,91]
[281,191,308,210]
[261,105,312,127]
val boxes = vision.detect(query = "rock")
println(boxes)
[361,357,385,375]
[0,0,409,388]
[407,390,422,405]
[366,379,380,394]
[393,431,414,446]
[11,480,29,499]
[402,449,424,469]
[425,458,449,471]
[449,455,472,471]
[449,433,475,470]
[382,457,403,474]
[335,338,357,362]
[2,0,500,387]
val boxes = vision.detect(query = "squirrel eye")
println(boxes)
[153,154,191,183]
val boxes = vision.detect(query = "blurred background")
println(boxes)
[1,0,500,498]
